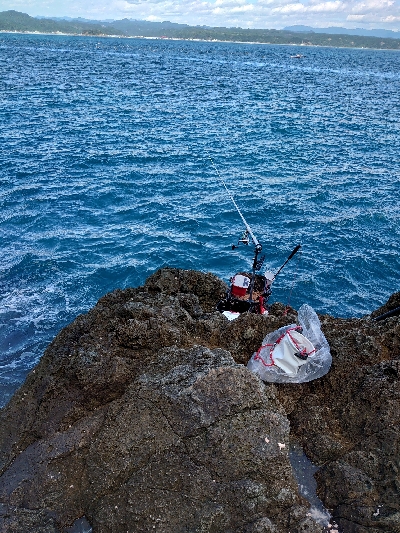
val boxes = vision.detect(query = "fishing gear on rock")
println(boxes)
[208,155,301,320]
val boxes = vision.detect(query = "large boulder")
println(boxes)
[2,268,399,533]
[0,268,318,533]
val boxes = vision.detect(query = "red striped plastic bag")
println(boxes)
[247,304,331,383]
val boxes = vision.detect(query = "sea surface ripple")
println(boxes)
[1,33,399,406]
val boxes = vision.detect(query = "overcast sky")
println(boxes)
[1,0,399,31]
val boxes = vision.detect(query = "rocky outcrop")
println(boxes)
[275,305,400,532]
[0,267,399,533]
[0,268,316,533]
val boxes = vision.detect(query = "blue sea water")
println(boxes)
[1,33,400,407]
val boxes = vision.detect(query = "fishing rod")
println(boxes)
[207,154,263,300]
[207,153,301,303]
[373,305,400,322]
[272,244,302,282]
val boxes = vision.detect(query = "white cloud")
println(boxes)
[351,0,394,12]
[214,0,250,6]
[272,2,306,13]
[213,3,255,13]
[272,0,345,12]
[309,1,345,12]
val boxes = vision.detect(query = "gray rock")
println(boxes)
[5,268,399,532]
[0,269,317,533]
[276,300,400,532]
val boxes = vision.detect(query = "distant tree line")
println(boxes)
[0,10,125,36]
[1,10,400,50]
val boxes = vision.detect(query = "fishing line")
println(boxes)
[205,151,260,249]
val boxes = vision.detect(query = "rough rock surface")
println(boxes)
[275,296,400,533]
[0,268,317,533]
[0,267,399,533]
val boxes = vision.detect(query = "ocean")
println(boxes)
[1,33,399,407]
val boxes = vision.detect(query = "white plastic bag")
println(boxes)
[247,304,331,383]
[269,327,315,376]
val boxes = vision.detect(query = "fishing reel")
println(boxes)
[232,229,249,250]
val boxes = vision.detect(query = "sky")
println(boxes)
[1,0,399,31]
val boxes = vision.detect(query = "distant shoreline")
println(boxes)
[2,10,400,51]
[1,29,399,52]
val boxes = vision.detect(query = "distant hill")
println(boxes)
[1,10,400,50]
[77,17,400,49]
[0,10,124,36]
[109,18,192,36]
[284,25,400,39]
[35,16,116,23]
